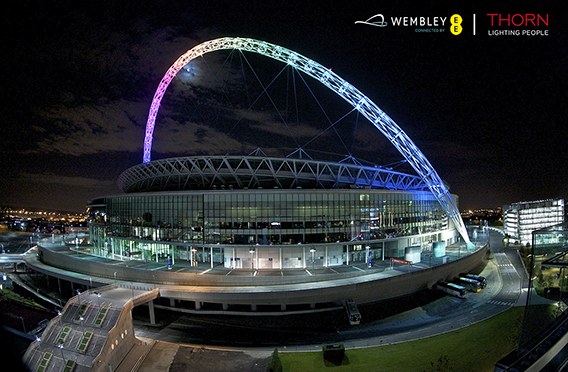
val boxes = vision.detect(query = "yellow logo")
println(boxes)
[450,14,463,35]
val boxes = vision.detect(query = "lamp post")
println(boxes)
[79,315,86,335]
[310,248,316,270]
[191,248,197,273]
[76,289,82,312]
[57,310,63,330]
[249,248,255,271]
[18,315,26,333]
[57,343,66,363]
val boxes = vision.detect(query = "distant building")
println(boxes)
[503,198,565,245]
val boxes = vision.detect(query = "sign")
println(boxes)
[391,257,411,265]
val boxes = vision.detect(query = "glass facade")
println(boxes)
[503,198,565,245]
[88,189,457,269]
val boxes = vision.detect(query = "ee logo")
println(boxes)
[450,14,463,35]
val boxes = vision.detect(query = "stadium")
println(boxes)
[21,37,492,371]
[28,37,487,314]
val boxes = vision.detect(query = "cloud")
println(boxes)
[30,99,147,156]
[231,109,326,139]
[152,118,244,155]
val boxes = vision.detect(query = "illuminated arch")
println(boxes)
[142,37,471,244]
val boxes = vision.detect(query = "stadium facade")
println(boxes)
[87,155,460,270]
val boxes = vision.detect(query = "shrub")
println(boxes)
[268,348,282,372]
[322,342,345,365]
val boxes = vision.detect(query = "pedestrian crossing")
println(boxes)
[497,263,514,268]
[487,299,515,306]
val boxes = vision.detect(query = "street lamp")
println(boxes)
[57,310,63,329]
[249,248,255,270]
[310,248,316,269]
[18,315,26,333]
[191,248,197,273]
[57,343,66,363]
[76,289,82,310]
[79,315,86,335]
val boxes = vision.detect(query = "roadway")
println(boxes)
[132,228,529,351]
[0,229,534,349]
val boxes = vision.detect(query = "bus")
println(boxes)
[455,276,482,293]
[459,273,487,288]
[344,298,362,325]
[435,281,467,299]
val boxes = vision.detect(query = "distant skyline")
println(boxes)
[1,0,566,212]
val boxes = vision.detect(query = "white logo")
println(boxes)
[355,14,388,27]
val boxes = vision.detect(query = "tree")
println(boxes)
[268,348,282,372]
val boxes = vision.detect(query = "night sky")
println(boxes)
[1,0,566,213]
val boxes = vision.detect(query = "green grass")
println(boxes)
[77,331,93,353]
[56,326,71,345]
[94,306,109,326]
[0,288,48,310]
[63,359,76,372]
[280,307,526,372]
[36,352,52,372]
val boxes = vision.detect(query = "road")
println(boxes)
[132,229,527,352]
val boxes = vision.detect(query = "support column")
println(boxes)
[346,245,349,265]
[195,301,201,310]
[255,247,259,270]
[222,303,229,310]
[302,246,306,269]
[280,304,286,311]
[210,247,213,268]
[324,246,328,267]
[251,304,257,311]
[279,247,282,270]
[169,298,175,307]
[148,300,156,325]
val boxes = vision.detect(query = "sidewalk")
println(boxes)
[115,337,156,372]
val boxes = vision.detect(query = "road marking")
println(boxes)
[305,269,313,276]
[352,266,365,272]
[225,270,233,276]
[199,269,212,275]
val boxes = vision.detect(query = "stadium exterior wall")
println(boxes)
[87,188,460,269]
[29,243,487,308]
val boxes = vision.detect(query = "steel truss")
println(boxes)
[118,155,427,193]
